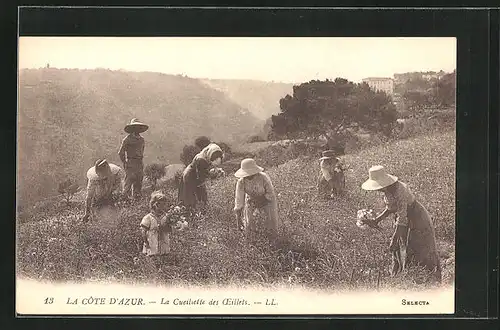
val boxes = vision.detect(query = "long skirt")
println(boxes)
[393,200,442,283]
[177,164,207,209]
[243,199,281,243]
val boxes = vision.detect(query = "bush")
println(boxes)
[194,136,211,150]
[17,131,455,290]
[144,163,167,190]
[393,110,455,140]
[180,145,200,166]
[57,179,79,205]
[247,135,266,143]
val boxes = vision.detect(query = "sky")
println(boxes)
[18,37,456,83]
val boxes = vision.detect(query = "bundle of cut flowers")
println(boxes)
[356,208,381,231]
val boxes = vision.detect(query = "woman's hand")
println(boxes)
[374,207,392,224]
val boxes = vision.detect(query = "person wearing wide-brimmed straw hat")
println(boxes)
[317,150,346,199]
[118,118,149,201]
[361,165,441,283]
[233,158,281,242]
[82,159,124,222]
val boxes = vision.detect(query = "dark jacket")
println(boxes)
[118,134,145,166]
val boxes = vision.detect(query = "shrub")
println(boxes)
[144,163,167,190]
[57,179,79,205]
[194,136,211,150]
[247,135,266,143]
[180,145,200,166]
[17,131,455,290]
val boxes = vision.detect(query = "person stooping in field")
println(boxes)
[178,142,224,213]
[118,118,149,201]
[233,158,282,244]
[82,159,124,222]
[317,150,346,199]
[360,165,441,284]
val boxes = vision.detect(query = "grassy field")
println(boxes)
[16,130,455,291]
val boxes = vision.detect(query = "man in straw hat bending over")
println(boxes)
[119,118,149,201]
[82,159,124,222]
[318,150,346,199]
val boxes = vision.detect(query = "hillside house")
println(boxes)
[361,77,394,96]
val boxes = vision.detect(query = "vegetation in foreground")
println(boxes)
[17,130,455,291]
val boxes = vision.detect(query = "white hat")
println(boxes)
[361,165,398,191]
[234,158,264,178]
[87,159,121,180]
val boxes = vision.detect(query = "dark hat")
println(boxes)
[124,118,149,134]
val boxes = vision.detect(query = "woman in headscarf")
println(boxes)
[361,165,441,283]
[233,158,281,243]
[177,142,224,211]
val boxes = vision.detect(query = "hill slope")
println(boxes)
[201,78,294,120]
[17,68,262,209]
[17,130,455,289]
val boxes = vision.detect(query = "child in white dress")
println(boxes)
[140,192,190,270]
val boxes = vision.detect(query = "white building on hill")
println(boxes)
[362,77,394,96]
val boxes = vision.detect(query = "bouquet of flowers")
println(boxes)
[356,209,381,231]
[166,205,190,231]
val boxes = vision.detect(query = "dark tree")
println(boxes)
[180,145,199,166]
[431,71,456,108]
[270,78,398,145]
[194,136,211,150]
[402,90,433,112]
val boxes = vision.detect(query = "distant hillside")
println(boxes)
[201,79,294,120]
[17,68,262,209]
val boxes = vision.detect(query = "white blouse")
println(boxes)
[234,172,276,211]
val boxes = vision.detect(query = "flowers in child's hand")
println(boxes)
[174,220,189,231]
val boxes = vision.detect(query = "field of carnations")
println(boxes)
[16,129,455,291]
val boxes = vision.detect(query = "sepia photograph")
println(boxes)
[16,36,457,315]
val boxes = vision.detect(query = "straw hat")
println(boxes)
[320,150,337,160]
[234,158,264,178]
[87,159,121,180]
[124,118,149,134]
[361,165,398,191]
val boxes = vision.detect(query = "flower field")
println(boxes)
[16,130,455,291]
